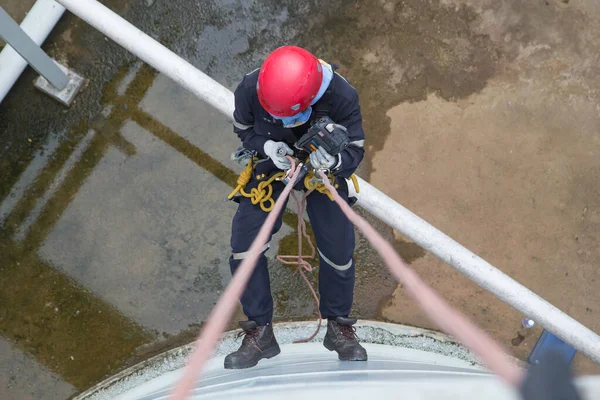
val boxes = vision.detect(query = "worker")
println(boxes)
[225,45,367,369]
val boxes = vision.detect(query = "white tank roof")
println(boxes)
[74,321,600,400]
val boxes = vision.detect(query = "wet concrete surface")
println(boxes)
[0,337,75,400]
[0,0,35,22]
[1,0,599,398]
[370,0,600,375]
[1,0,396,396]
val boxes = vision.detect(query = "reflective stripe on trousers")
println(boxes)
[232,242,270,260]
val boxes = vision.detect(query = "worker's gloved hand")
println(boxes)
[310,146,339,170]
[264,140,294,170]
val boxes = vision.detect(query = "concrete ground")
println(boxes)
[0,0,35,24]
[0,0,599,398]
[0,337,75,400]
[368,0,600,374]
[1,1,398,397]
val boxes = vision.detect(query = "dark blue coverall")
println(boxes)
[230,67,365,326]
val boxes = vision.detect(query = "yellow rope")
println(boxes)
[227,159,285,212]
[228,158,360,212]
[304,171,336,201]
[304,171,360,201]
[350,174,360,194]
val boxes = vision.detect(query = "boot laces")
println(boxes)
[237,328,259,345]
[340,324,358,341]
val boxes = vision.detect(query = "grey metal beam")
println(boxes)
[0,6,68,90]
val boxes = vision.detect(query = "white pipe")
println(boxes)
[0,0,65,103]
[350,177,600,364]
[55,0,600,364]
[54,0,234,120]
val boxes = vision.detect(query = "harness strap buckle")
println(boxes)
[231,147,257,166]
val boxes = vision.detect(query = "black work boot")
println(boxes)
[224,321,281,369]
[323,317,368,361]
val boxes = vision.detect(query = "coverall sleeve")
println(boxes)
[333,89,365,179]
[233,76,268,157]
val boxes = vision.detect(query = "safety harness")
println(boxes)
[227,155,359,213]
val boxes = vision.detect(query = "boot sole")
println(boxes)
[323,337,368,361]
[223,345,281,369]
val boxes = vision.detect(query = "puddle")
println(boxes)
[291,0,501,177]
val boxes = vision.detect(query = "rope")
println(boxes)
[304,172,335,201]
[317,170,524,387]
[170,158,302,400]
[228,157,360,211]
[304,171,361,201]
[171,165,523,400]
[226,160,334,342]
[275,190,321,343]
[227,158,286,212]
[275,172,360,343]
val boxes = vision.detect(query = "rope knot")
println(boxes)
[236,166,252,186]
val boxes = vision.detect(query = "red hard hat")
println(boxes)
[257,46,323,117]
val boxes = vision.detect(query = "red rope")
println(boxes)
[275,190,322,343]
[170,159,302,400]
[171,165,524,400]
[317,171,524,387]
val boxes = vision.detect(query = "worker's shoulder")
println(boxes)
[234,69,259,102]
[331,72,359,105]
[238,68,259,91]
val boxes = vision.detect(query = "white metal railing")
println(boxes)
[54,0,600,365]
